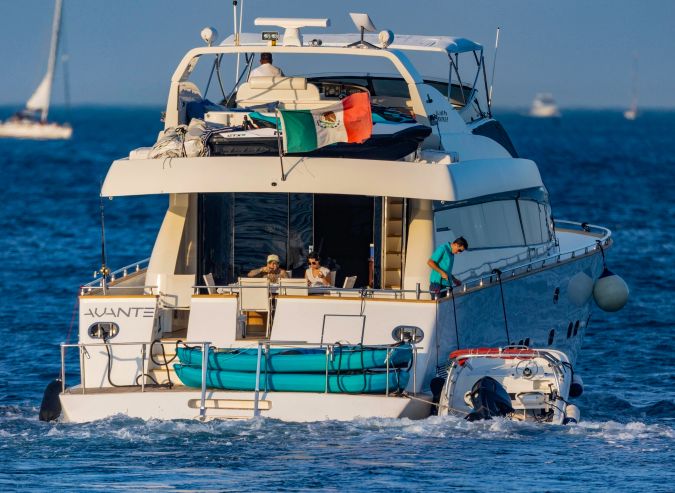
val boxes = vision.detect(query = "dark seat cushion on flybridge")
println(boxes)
[207,124,432,160]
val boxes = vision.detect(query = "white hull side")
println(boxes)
[0,120,72,140]
[432,251,602,384]
[60,388,432,423]
[60,252,601,423]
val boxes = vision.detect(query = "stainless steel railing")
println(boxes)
[77,221,609,300]
[59,339,417,417]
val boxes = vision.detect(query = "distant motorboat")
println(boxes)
[529,93,560,118]
[0,0,72,140]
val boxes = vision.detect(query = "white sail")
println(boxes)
[25,0,63,122]
[25,76,52,116]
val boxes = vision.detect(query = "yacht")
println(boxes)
[529,93,560,118]
[0,0,72,140]
[44,14,626,423]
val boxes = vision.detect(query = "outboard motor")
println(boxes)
[39,379,62,422]
[429,377,446,416]
[466,377,514,421]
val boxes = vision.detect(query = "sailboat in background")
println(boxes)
[624,53,638,121]
[0,0,72,140]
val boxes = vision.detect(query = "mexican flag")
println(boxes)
[279,92,373,154]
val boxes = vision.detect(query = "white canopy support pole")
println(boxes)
[488,27,500,110]
[234,0,240,83]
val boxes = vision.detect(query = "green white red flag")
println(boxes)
[278,92,372,153]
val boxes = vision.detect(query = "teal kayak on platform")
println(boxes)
[173,364,410,393]
[176,344,412,373]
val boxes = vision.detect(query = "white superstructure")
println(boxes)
[49,13,621,423]
[529,93,561,118]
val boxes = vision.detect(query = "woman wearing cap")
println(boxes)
[305,252,332,287]
[247,254,289,282]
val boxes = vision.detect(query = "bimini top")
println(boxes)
[221,33,482,54]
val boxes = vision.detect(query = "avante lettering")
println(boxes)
[84,307,155,318]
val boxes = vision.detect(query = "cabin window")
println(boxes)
[573,320,580,336]
[433,188,551,249]
[548,329,555,345]
[567,322,573,338]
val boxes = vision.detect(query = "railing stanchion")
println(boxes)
[412,344,417,396]
[60,344,66,393]
[254,341,263,416]
[386,347,390,397]
[199,342,209,421]
[141,343,146,393]
[80,345,86,394]
[324,345,330,393]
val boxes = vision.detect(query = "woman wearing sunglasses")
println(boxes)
[305,252,332,287]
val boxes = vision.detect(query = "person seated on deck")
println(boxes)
[249,52,284,78]
[427,236,469,299]
[247,254,289,283]
[305,252,332,288]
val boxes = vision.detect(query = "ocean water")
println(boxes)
[0,107,673,492]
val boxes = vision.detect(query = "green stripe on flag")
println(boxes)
[280,110,318,153]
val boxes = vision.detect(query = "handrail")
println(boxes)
[82,257,150,290]
[77,221,609,300]
[59,340,416,405]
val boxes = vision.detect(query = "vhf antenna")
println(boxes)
[488,27,501,110]
[98,189,110,295]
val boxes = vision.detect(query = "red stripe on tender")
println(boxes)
[342,92,373,143]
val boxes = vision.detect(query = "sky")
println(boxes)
[1,0,674,109]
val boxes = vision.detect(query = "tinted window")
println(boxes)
[371,78,410,98]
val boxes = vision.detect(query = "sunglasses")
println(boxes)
[309,260,319,265]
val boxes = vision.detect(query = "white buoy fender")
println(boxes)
[570,373,584,398]
[593,268,629,312]
[568,271,594,307]
[564,404,580,424]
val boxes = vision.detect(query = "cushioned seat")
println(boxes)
[236,76,328,110]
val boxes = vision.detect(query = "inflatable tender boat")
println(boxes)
[435,347,582,424]
[176,344,412,373]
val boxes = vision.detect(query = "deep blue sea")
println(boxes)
[0,107,673,492]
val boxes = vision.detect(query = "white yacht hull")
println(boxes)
[60,388,431,423]
[0,120,72,140]
[59,250,601,423]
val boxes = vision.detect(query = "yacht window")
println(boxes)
[433,188,552,250]
[519,200,548,244]
[371,78,410,98]
[548,329,555,345]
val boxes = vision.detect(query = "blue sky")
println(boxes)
[1,0,674,108]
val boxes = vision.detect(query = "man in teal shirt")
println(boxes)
[427,236,468,298]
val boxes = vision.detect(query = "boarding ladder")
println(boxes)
[382,197,406,289]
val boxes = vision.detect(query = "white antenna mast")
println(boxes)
[488,27,500,109]
[233,1,240,82]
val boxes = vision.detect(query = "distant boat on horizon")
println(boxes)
[0,0,72,140]
[529,93,560,118]
[624,52,638,121]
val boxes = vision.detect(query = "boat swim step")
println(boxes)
[187,398,272,411]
